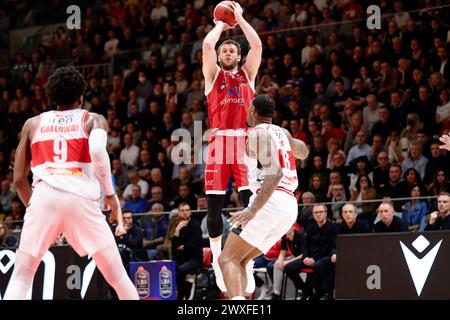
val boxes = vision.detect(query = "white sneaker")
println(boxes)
[256,285,273,300]
[212,262,227,292]
[245,260,255,294]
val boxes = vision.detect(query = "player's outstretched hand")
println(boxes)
[439,134,450,151]
[115,224,126,237]
[228,208,256,228]
[105,194,122,223]
[229,1,243,19]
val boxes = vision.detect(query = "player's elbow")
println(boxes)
[202,41,214,52]
[252,39,263,49]
[13,175,27,189]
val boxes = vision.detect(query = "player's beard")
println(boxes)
[219,58,238,71]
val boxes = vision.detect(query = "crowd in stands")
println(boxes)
[0,0,450,299]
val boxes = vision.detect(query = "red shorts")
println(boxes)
[204,132,250,194]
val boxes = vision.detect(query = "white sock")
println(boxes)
[231,296,246,300]
[209,236,222,264]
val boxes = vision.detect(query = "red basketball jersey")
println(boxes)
[30,109,100,200]
[206,67,255,130]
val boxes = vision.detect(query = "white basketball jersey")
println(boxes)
[245,123,298,194]
[30,109,100,200]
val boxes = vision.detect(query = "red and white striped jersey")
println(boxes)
[206,67,254,130]
[245,123,298,194]
[30,109,100,200]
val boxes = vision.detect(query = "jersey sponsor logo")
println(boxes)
[42,167,83,176]
[220,97,245,106]
[227,85,241,97]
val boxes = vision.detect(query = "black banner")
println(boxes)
[0,245,110,300]
[335,231,450,299]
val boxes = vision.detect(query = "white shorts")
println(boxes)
[19,181,116,258]
[239,189,298,254]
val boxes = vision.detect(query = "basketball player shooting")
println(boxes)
[4,66,139,300]
[219,95,309,300]
[202,1,262,293]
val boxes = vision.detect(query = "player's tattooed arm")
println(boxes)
[229,129,282,226]
[281,128,309,160]
[14,117,38,207]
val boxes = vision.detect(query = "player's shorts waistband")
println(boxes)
[255,186,295,197]
[211,129,247,137]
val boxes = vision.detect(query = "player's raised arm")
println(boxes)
[281,128,309,160]
[13,117,37,207]
[231,2,262,81]
[202,21,228,85]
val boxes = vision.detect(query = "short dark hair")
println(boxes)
[178,202,191,209]
[252,95,275,118]
[218,39,241,55]
[46,66,87,106]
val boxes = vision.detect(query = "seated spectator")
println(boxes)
[285,204,336,300]
[123,185,149,214]
[424,141,448,187]
[427,170,450,210]
[331,203,372,262]
[403,168,427,196]
[142,202,170,260]
[326,138,346,169]
[350,174,377,225]
[346,130,370,166]
[148,186,168,210]
[401,140,428,180]
[0,180,16,213]
[425,193,450,231]
[330,183,347,222]
[156,209,181,260]
[115,210,144,263]
[169,183,196,210]
[348,156,373,192]
[172,203,203,299]
[267,224,307,300]
[372,151,390,193]
[122,169,149,201]
[402,184,428,232]
[0,222,17,247]
[307,173,328,203]
[401,113,423,142]
[374,202,409,233]
[297,192,315,230]
[120,133,140,168]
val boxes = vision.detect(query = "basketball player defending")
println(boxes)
[220,95,309,299]
[439,133,450,152]
[4,66,138,300]
[202,1,262,293]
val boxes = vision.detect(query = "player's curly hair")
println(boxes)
[46,66,87,106]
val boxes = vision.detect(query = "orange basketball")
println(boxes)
[213,1,237,27]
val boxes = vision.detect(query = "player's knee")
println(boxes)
[218,253,233,270]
